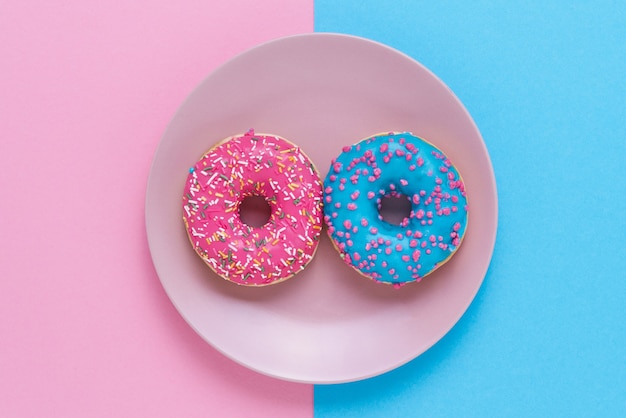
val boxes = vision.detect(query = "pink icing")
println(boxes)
[182,130,323,286]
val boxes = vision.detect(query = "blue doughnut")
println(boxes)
[323,132,469,287]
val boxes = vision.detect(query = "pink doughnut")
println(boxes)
[182,130,324,286]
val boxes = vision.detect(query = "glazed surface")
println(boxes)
[323,132,468,286]
[183,130,323,286]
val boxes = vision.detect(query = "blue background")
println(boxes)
[314,1,626,416]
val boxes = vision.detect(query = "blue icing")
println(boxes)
[323,132,468,285]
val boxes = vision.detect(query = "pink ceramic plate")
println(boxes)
[145,33,497,384]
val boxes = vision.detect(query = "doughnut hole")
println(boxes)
[378,193,412,226]
[239,194,272,227]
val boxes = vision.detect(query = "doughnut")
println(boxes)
[323,132,468,287]
[182,130,324,286]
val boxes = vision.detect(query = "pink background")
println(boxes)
[0,1,313,416]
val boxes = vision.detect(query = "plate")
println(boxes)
[145,33,497,384]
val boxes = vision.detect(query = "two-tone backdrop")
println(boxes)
[1,1,624,416]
